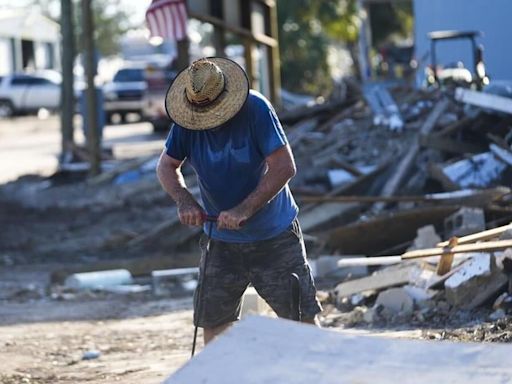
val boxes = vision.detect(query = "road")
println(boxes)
[0,114,168,184]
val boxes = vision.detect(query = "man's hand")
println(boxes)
[177,200,204,226]
[217,206,249,230]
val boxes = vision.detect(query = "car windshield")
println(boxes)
[113,68,144,82]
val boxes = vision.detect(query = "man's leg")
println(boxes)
[250,219,322,322]
[194,236,249,346]
[203,322,233,344]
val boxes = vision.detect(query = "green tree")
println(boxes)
[277,0,413,95]
[277,0,334,96]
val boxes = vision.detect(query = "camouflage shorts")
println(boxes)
[193,218,322,328]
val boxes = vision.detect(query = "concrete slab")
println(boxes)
[164,316,512,384]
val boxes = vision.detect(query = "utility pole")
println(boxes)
[60,0,75,162]
[82,0,101,176]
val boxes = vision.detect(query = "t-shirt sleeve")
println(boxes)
[164,123,188,161]
[252,95,288,158]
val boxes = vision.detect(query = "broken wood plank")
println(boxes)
[335,265,420,298]
[436,237,458,275]
[437,223,512,247]
[420,134,484,155]
[402,240,512,260]
[432,115,473,137]
[427,162,460,192]
[326,206,458,255]
[373,98,451,212]
[455,87,512,115]
[490,143,512,167]
[298,188,510,205]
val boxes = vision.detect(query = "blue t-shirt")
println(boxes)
[165,90,298,242]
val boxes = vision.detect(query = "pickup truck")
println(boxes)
[103,66,148,123]
[0,73,61,118]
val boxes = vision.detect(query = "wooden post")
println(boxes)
[59,0,75,162]
[437,237,458,276]
[82,0,100,176]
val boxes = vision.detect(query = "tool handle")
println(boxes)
[201,213,246,227]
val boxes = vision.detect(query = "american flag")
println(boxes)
[146,0,188,42]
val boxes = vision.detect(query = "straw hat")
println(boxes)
[165,57,249,130]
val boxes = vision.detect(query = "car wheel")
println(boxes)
[0,100,14,118]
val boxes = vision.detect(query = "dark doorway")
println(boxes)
[21,39,35,70]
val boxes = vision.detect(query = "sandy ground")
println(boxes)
[0,266,196,384]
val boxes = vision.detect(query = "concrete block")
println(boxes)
[375,288,414,315]
[444,254,507,308]
[444,207,485,238]
[241,287,272,317]
[408,225,442,251]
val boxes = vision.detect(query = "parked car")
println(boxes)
[103,65,148,123]
[0,72,61,118]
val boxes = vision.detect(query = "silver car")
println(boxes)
[0,72,61,118]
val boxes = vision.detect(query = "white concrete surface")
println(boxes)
[165,316,512,384]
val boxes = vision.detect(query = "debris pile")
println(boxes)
[2,79,512,328]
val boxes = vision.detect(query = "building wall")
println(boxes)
[414,0,512,82]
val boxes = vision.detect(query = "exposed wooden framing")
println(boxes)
[437,223,512,247]
[268,1,281,107]
[188,11,277,47]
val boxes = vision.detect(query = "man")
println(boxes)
[156,57,321,344]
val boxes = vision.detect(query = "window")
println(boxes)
[11,75,33,86]
[113,68,145,83]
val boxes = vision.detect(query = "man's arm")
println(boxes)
[217,145,296,230]
[156,150,204,226]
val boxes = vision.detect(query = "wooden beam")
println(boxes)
[427,162,460,192]
[438,223,512,247]
[402,240,512,259]
[188,11,277,47]
[298,188,509,205]
[455,87,512,115]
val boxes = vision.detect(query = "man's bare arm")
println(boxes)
[217,145,296,230]
[156,150,204,226]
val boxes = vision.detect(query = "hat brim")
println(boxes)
[165,57,250,130]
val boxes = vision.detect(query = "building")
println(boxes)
[0,10,60,75]
[187,0,281,105]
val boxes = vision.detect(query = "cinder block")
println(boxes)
[444,207,485,238]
